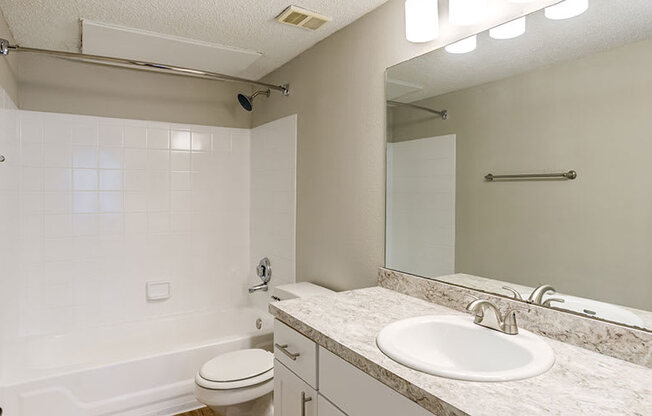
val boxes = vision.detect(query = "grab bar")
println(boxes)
[485,170,577,181]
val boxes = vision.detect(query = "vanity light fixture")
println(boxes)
[445,35,477,53]
[405,0,439,43]
[489,16,526,39]
[544,0,589,20]
[449,0,487,26]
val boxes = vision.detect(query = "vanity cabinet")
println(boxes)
[317,395,347,416]
[273,319,434,416]
[274,359,317,416]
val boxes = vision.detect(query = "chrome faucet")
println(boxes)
[466,299,527,335]
[528,284,555,304]
[503,284,566,307]
[248,283,269,293]
[528,284,565,307]
[248,257,272,294]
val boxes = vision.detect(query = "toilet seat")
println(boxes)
[196,349,274,390]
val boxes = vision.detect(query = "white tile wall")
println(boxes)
[249,115,297,306]
[1,105,254,338]
[386,135,456,278]
[0,88,19,381]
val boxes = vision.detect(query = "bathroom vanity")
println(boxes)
[271,287,651,416]
[273,319,430,416]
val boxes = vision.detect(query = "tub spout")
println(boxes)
[248,283,268,293]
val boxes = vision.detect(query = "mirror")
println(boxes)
[385,0,652,331]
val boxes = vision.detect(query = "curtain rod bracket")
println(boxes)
[0,39,9,56]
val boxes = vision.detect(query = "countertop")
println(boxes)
[269,287,652,416]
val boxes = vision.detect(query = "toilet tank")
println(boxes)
[271,282,334,301]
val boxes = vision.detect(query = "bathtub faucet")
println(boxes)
[248,283,269,293]
[249,257,272,294]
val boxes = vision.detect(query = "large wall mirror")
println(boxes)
[385,0,652,331]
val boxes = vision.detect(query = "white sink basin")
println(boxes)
[376,315,555,382]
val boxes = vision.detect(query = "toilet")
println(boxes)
[194,282,334,416]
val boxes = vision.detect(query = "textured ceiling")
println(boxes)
[0,0,390,79]
[389,0,652,102]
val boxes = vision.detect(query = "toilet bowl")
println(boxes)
[194,349,274,416]
[194,282,334,415]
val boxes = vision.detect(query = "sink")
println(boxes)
[376,315,555,382]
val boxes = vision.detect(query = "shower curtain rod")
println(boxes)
[386,100,447,120]
[0,39,290,96]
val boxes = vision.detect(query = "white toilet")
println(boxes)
[194,282,334,416]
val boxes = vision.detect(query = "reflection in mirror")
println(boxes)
[385,0,652,331]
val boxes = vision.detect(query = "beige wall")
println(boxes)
[389,38,652,310]
[18,55,252,127]
[0,9,18,104]
[3,8,250,127]
[251,0,558,290]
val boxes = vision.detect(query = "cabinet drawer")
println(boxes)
[274,319,318,388]
[319,347,432,416]
[318,395,348,416]
[274,359,317,416]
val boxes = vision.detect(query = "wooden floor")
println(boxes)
[175,407,215,416]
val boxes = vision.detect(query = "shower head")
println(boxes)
[237,89,271,111]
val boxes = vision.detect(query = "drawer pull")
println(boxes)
[275,343,301,360]
[301,391,312,416]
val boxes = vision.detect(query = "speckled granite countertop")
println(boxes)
[269,287,652,416]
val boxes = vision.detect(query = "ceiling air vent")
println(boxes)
[276,5,331,31]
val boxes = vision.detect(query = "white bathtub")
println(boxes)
[0,307,273,416]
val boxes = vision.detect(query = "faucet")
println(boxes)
[465,299,528,335]
[528,284,565,306]
[248,283,269,293]
[248,257,272,294]
[503,284,565,307]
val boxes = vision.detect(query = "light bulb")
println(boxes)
[545,0,589,20]
[449,0,487,26]
[405,0,439,43]
[489,17,526,39]
[445,35,477,54]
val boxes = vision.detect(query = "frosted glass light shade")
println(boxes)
[449,0,487,26]
[405,0,439,43]
[545,0,589,20]
[445,35,477,54]
[489,17,526,39]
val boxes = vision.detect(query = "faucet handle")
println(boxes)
[502,306,530,335]
[502,286,524,300]
[542,297,565,307]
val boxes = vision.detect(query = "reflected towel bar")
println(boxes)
[485,170,577,181]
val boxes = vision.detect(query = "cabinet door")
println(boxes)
[318,395,348,416]
[319,348,432,416]
[274,359,317,416]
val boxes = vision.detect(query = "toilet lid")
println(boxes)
[199,349,274,382]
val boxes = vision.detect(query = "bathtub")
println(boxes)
[0,307,273,416]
